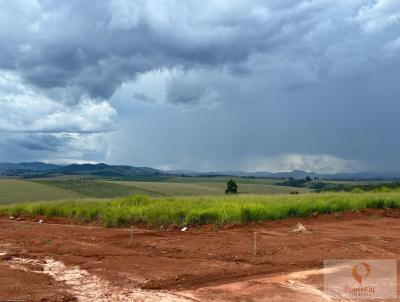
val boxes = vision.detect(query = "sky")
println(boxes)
[0,0,400,173]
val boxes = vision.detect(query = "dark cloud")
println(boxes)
[1,0,400,171]
[0,0,362,101]
[10,134,66,151]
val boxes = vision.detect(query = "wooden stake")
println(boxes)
[253,232,257,257]
[130,226,133,246]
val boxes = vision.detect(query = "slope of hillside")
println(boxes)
[0,179,84,204]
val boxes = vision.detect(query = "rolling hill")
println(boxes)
[0,162,161,178]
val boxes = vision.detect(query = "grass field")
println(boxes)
[34,180,162,198]
[1,192,399,228]
[0,179,164,204]
[0,177,310,205]
[323,180,395,185]
[160,176,282,185]
[0,179,84,204]
[105,179,309,196]
[1,176,397,205]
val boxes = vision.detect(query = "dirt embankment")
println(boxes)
[1,209,400,301]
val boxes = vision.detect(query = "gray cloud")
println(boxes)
[9,134,67,151]
[0,1,371,101]
[133,93,157,104]
[1,0,400,171]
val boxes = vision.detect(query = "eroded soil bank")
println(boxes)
[1,209,400,301]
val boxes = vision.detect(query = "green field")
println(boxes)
[323,180,395,185]
[34,180,162,198]
[0,177,310,205]
[2,176,398,205]
[0,179,164,204]
[105,178,309,196]
[1,192,399,228]
[0,179,84,204]
[159,176,281,185]
[1,177,399,229]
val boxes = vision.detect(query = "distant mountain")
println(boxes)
[0,162,61,177]
[251,170,320,179]
[57,163,160,177]
[319,171,400,180]
[2,162,400,180]
[0,162,161,178]
[165,169,320,179]
[0,162,60,172]
[165,169,400,180]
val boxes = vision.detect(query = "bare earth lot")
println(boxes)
[1,210,400,301]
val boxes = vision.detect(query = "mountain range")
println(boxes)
[0,162,161,178]
[2,162,400,180]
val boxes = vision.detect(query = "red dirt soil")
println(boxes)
[1,209,400,301]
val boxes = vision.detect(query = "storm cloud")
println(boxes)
[1,0,400,172]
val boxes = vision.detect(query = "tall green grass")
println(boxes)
[0,192,399,228]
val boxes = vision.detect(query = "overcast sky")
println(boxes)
[1,0,400,173]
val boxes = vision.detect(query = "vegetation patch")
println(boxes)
[278,177,400,192]
[1,192,400,228]
[316,181,400,193]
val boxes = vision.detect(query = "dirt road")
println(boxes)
[1,209,400,301]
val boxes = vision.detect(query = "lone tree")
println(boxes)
[225,179,238,194]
